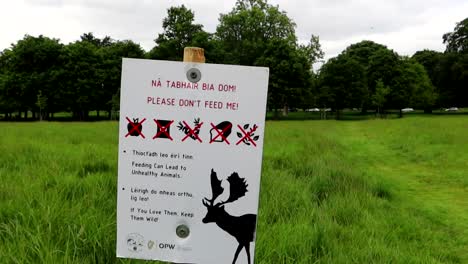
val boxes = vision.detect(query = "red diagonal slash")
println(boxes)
[236,124,258,147]
[153,119,174,140]
[181,121,203,143]
[209,122,232,144]
[125,117,146,138]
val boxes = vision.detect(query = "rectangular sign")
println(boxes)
[117,58,269,264]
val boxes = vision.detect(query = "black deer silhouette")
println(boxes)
[202,169,257,264]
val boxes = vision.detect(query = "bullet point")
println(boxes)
[122,187,125,190]
[123,150,126,153]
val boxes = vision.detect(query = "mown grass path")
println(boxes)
[0,117,466,263]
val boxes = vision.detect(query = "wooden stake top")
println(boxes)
[183,47,205,63]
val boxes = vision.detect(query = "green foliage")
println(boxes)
[407,61,437,111]
[35,90,47,121]
[215,0,297,65]
[214,0,322,113]
[0,35,64,118]
[148,5,206,61]
[299,35,324,67]
[63,41,102,119]
[388,59,437,116]
[367,48,399,94]
[412,50,442,81]
[371,79,390,116]
[0,33,146,120]
[343,40,389,66]
[0,4,466,120]
[100,40,145,115]
[318,54,367,117]
[443,17,468,53]
[109,89,120,120]
[318,40,443,117]
[435,17,468,109]
[412,49,467,109]
[323,41,399,114]
[1,119,467,262]
[0,50,16,114]
[437,53,468,107]
[256,39,313,111]
[342,41,392,101]
[80,32,113,48]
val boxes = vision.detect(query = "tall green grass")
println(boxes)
[0,117,467,263]
[257,117,467,263]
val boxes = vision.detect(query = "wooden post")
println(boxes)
[169,46,205,264]
[183,47,205,63]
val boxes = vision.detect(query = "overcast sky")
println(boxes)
[1,0,467,61]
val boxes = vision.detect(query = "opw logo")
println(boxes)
[147,240,176,251]
[159,243,176,250]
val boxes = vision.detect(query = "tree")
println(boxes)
[215,0,296,66]
[0,50,17,119]
[372,79,390,117]
[63,41,102,120]
[366,48,400,111]
[343,40,389,66]
[441,18,468,108]
[414,52,468,109]
[148,5,206,61]
[412,50,442,106]
[35,90,47,121]
[437,53,468,108]
[299,35,324,69]
[109,88,120,120]
[80,32,113,48]
[0,35,64,119]
[410,62,437,113]
[255,39,313,116]
[340,41,397,112]
[388,59,437,117]
[215,0,321,115]
[318,54,367,119]
[443,17,468,53]
[100,40,145,118]
[387,62,412,118]
[412,50,442,82]
[316,41,397,118]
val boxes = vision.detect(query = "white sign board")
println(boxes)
[117,58,269,264]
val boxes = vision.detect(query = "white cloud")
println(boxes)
[1,0,467,61]
[309,0,468,59]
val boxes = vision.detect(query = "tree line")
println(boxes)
[0,0,466,120]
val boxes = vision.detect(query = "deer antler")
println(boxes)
[218,172,248,206]
[205,168,224,205]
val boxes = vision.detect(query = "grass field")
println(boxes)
[0,116,467,263]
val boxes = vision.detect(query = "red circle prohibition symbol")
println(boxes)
[209,122,232,144]
[125,117,146,138]
[153,119,174,140]
[236,125,257,147]
[181,121,203,143]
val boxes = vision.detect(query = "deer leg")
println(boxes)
[245,243,251,264]
[232,243,243,264]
